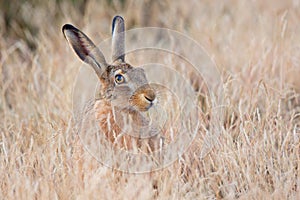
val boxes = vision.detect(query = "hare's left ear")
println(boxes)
[62,24,108,78]
[112,16,125,63]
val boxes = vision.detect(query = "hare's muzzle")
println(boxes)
[130,85,157,112]
[144,89,156,103]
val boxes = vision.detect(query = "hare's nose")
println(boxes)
[144,89,156,103]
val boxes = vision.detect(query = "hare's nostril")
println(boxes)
[144,91,156,103]
[145,95,154,102]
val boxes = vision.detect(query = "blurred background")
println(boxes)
[2,0,300,83]
[1,0,300,122]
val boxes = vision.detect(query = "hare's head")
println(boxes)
[62,16,156,112]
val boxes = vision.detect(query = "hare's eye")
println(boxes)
[115,74,125,84]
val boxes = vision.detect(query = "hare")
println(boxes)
[63,16,165,153]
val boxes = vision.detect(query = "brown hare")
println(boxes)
[63,16,166,153]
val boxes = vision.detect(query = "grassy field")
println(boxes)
[0,0,300,199]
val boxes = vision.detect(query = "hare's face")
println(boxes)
[63,16,156,112]
[103,63,156,112]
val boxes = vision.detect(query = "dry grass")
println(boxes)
[1,0,300,199]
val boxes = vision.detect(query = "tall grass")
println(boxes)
[0,0,299,199]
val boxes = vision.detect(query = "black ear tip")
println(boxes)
[113,15,124,22]
[62,24,78,33]
[112,16,124,26]
[112,15,124,33]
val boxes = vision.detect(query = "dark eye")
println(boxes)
[115,74,125,84]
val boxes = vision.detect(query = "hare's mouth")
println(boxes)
[128,85,157,112]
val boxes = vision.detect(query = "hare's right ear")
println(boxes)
[112,16,125,63]
[62,24,107,77]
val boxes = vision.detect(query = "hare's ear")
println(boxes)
[112,16,125,63]
[62,24,107,77]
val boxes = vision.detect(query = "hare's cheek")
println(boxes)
[112,86,132,102]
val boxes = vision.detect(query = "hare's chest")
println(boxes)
[93,100,161,151]
[94,100,134,148]
[94,100,118,141]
